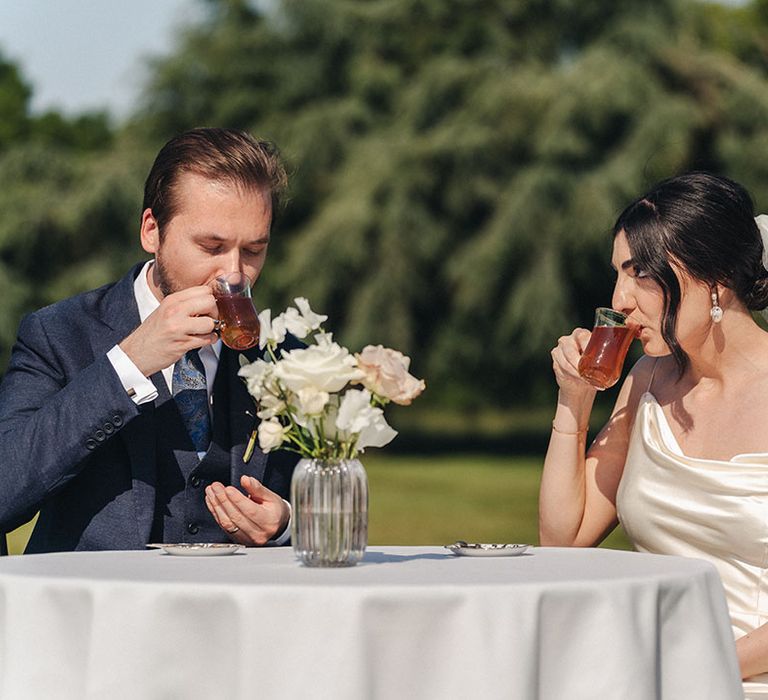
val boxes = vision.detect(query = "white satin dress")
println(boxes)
[617,391,768,698]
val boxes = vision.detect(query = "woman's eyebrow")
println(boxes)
[609,259,636,272]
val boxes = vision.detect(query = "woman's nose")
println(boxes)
[611,278,633,315]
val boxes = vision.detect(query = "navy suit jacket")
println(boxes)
[0,263,298,552]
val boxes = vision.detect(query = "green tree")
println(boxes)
[0,52,131,371]
[7,0,768,411]
[133,0,768,407]
[0,50,31,149]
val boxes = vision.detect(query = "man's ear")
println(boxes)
[140,209,160,254]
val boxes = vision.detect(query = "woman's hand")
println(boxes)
[551,328,598,398]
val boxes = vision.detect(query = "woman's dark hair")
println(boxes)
[612,171,768,376]
[143,127,288,237]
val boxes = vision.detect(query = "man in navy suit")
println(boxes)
[0,128,299,552]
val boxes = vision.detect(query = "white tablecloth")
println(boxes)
[0,546,742,700]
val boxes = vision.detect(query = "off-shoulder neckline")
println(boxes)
[640,392,768,464]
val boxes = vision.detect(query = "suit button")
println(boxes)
[187,523,199,535]
[190,476,202,488]
[112,415,123,427]
[103,422,114,434]
[85,439,98,450]
[94,430,106,442]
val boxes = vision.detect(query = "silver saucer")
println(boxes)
[444,542,530,557]
[147,543,242,557]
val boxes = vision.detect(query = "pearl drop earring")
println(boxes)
[710,290,723,323]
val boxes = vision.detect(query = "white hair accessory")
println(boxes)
[756,215,768,272]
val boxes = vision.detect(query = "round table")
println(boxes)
[0,546,743,699]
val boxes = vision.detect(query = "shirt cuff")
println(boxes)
[107,345,158,405]
[268,500,292,546]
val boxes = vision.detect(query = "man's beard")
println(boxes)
[153,254,182,298]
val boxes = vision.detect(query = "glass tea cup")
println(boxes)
[211,272,260,350]
[577,307,636,390]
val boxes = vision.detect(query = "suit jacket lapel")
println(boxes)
[90,262,145,356]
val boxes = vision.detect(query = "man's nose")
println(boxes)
[219,250,244,276]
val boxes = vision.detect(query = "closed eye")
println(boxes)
[620,259,649,279]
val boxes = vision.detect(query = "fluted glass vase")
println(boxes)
[290,458,368,567]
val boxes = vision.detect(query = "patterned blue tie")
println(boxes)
[172,350,211,452]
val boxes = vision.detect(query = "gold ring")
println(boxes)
[226,526,239,534]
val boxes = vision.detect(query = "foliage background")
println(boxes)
[3,0,768,438]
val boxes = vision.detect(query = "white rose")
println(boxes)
[258,418,288,453]
[290,395,338,444]
[256,393,287,420]
[296,387,330,416]
[336,388,398,451]
[258,309,287,349]
[273,341,363,394]
[355,345,425,406]
[238,359,274,400]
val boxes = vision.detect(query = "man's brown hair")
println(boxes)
[143,127,288,236]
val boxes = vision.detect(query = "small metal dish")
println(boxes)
[444,542,530,557]
[147,543,242,557]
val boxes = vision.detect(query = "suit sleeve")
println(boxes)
[0,311,140,532]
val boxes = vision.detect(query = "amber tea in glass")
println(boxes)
[212,272,260,350]
[578,308,634,390]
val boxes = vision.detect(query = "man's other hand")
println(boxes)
[205,476,290,545]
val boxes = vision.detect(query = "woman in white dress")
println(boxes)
[539,172,768,695]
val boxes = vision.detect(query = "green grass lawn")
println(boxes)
[4,455,631,554]
[365,453,631,550]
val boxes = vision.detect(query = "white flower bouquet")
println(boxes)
[238,297,425,460]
